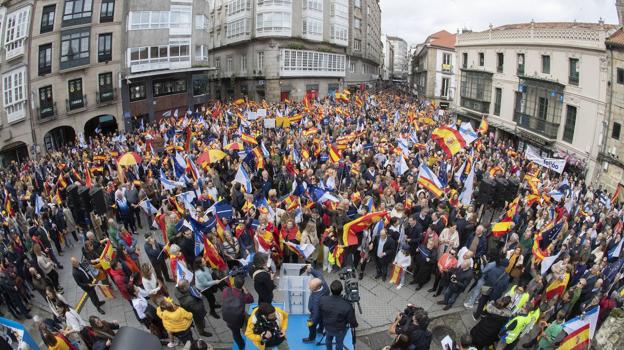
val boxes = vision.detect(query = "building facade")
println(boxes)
[0,0,34,162]
[344,0,381,90]
[29,0,124,152]
[600,28,624,192]
[456,22,616,181]
[411,30,456,109]
[381,34,394,81]
[386,35,407,80]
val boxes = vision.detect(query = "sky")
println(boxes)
[381,0,620,46]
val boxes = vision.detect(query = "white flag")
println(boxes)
[458,163,475,205]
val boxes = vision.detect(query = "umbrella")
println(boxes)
[224,142,244,151]
[117,152,142,167]
[197,149,226,167]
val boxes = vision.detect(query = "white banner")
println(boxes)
[524,146,567,174]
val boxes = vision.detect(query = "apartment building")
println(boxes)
[29,0,124,152]
[0,0,33,162]
[345,0,381,90]
[120,0,214,123]
[411,30,456,109]
[455,22,616,181]
[381,34,393,81]
[386,35,407,80]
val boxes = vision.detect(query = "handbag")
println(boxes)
[480,271,506,296]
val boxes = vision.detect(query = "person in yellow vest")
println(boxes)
[496,304,535,350]
[245,303,289,350]
[156,297,194,348]
[502,283,530,315]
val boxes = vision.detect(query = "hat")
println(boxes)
[401,244,410,251]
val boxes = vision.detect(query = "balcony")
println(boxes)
[515,112,559,139]
[569,73,579,86]
[98,52,112,63]
[441,64,452,73]
[66,95,87,113]
[37,102,58,121]
[97,88,117,104]
[39,65,52,76]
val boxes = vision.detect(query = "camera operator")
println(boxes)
[319,280,358,350]
[389,305,432,350]
[252,253,277,304]
[245,303,289,350]
[302,265,329,343]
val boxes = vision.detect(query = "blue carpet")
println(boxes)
[235,304,354,349]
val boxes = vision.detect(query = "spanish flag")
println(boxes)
[478,116,488,134]
[505,196,520,219]
[252,147,264,169]
[417,164,445,197]
[85,167,93,188]
[489,165,504,177]
[545,272,570,300]
[241,133,258,145]
[343,211,387,246]
[611,183,622,205]
[57,174,68,189]
[303,95,311,110]
[328,246,344,267]
[532,239,548,263]
[491,217,513,237]
[303,128,318,137]
[328,144,341,163]
[234,98,245,105]
[98,240,115,271]
[525,194,540,207]
[388,264,403,285]
[557,323,589,350]
[355,95,364,109]
[431,126,466,158]
[203,236,227,271]
[525,175,540,194]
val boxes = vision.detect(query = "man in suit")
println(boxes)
[303,266,329,343]
[70,257,105,314]
[371,229,397,281]
[319,280,358,350]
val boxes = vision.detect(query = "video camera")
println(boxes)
[338,268,362,314]
[252,315,284,347]
[396,304,423,332]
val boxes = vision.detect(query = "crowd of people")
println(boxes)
[0,88,621,350]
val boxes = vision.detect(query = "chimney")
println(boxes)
[618,0,624,25]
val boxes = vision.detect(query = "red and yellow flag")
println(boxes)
[431,126,466,158]
[612,183,622,205]
[557,323,589,350]
[545,272,570,300]
[203,236,227,271]
[389,265,403,285]
[478,116,488,134]
[491,217,513,237]
[329,144,341,163]
[241,133,258,145]
[98,240,115,270]
[343,211,387,246]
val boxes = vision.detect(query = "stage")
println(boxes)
[236,304,355,350]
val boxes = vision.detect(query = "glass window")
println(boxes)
[241,55,247,72]
[41,5,56,33]
[542,55,550,74]
[192,74,209,96]
[478,52,484,66]
[98,33,112,62]
[39,44,53,76]
[4,7,30,59]
[353,39,361,51]
[569,58,579,86]
[256,11,291,33]
[153,78,187,97]
[257,51,264,71]
[100,0,114,22]
[98,72,113,102]
[39,85,54,118]
[129,82,146,101]
[63,0,92,23]
[2,67,27,121]
[68,78,84,110]
[517,53,525,75]
[60,30,90,63]
[494,88,502,116]
[618,68,624,85]
[563,105,576,143]
[613,122,621,140]
[354,18,361,29]
[462,52,467,69]
[497,52,504,73]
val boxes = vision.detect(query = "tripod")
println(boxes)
[316,326,356,349]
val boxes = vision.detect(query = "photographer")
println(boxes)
[245,303,289,350]
[389,305,432,350]
[302,265,329,343]
[319,280,358,350]
[438,260,473,310]
[252,253,277,304]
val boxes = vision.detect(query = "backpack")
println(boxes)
[221,288,246,326]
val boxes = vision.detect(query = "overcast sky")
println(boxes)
[381,0,620,46]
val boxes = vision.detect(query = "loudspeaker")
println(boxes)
[494,178,509,206]
[506,178,520,200]
[66,183,80,209]
[90,187,107,215]
[476,178,496,205]
[78,186,92,213]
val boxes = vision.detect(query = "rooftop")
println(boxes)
[490,21,617,31]
[607,27,624,47]
[426,30,456,49]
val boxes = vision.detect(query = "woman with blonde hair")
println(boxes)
[300,219,319,264]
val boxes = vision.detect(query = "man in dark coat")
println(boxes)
[371,229,397,281]
[319,281,358,350]
[70,257,105,314]
[144,233,172,282]
[303,266,329,343]
[439,261,474,310]
[175,280,211,337]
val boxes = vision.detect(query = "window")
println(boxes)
[63,0,92,24]
[256,11,291,34]
[462,52,468,69]
[4,7,30,60]
[542,55,550,74]
[459,70,492,113]
[195,45,208,61]
[215,57,221,69]
[280,49,346,74]
[60,30,90,68]
[354,0,361,8]
[442,53,451,66]
[354,18,361,29]
[496,52,504,73]
[256,51,264,71]
[349,61,355,73]
[303,0,322,11]
[39,85,54,118]
[2,67,27,122]
[613,122,622,140]
[517,53,525,75]
[494,88,502,116]
[168,40,190,62]
[618,68,624,85]
[478,52,484,66]
[153,78,187,97]
[227,0,251,15]
[195,15,205,30]
[98,33,112,62]
[170,6,192,34]
[330,24,348,43]
[68,78,84,110]
[41,5,56,33]
[353,39,361,51]
[440,77,450,98]
[226,18,250,39]
[302,18,322,37]
[129,11,168,30]
[100,0,114,22]
[537,97,549,120]
[98,72,113,103]
[226,56,233,72]
[241,55,247,73]
[129,82,145,101]
[192,74,209,96]
[563,105,576,143]
[569,58,579,85]
[38,44,53,76]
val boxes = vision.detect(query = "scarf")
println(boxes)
[505,253,520,274]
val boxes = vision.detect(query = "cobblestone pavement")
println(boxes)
[25,219,478,349]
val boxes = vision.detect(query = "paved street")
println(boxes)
[25,221,476,349]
